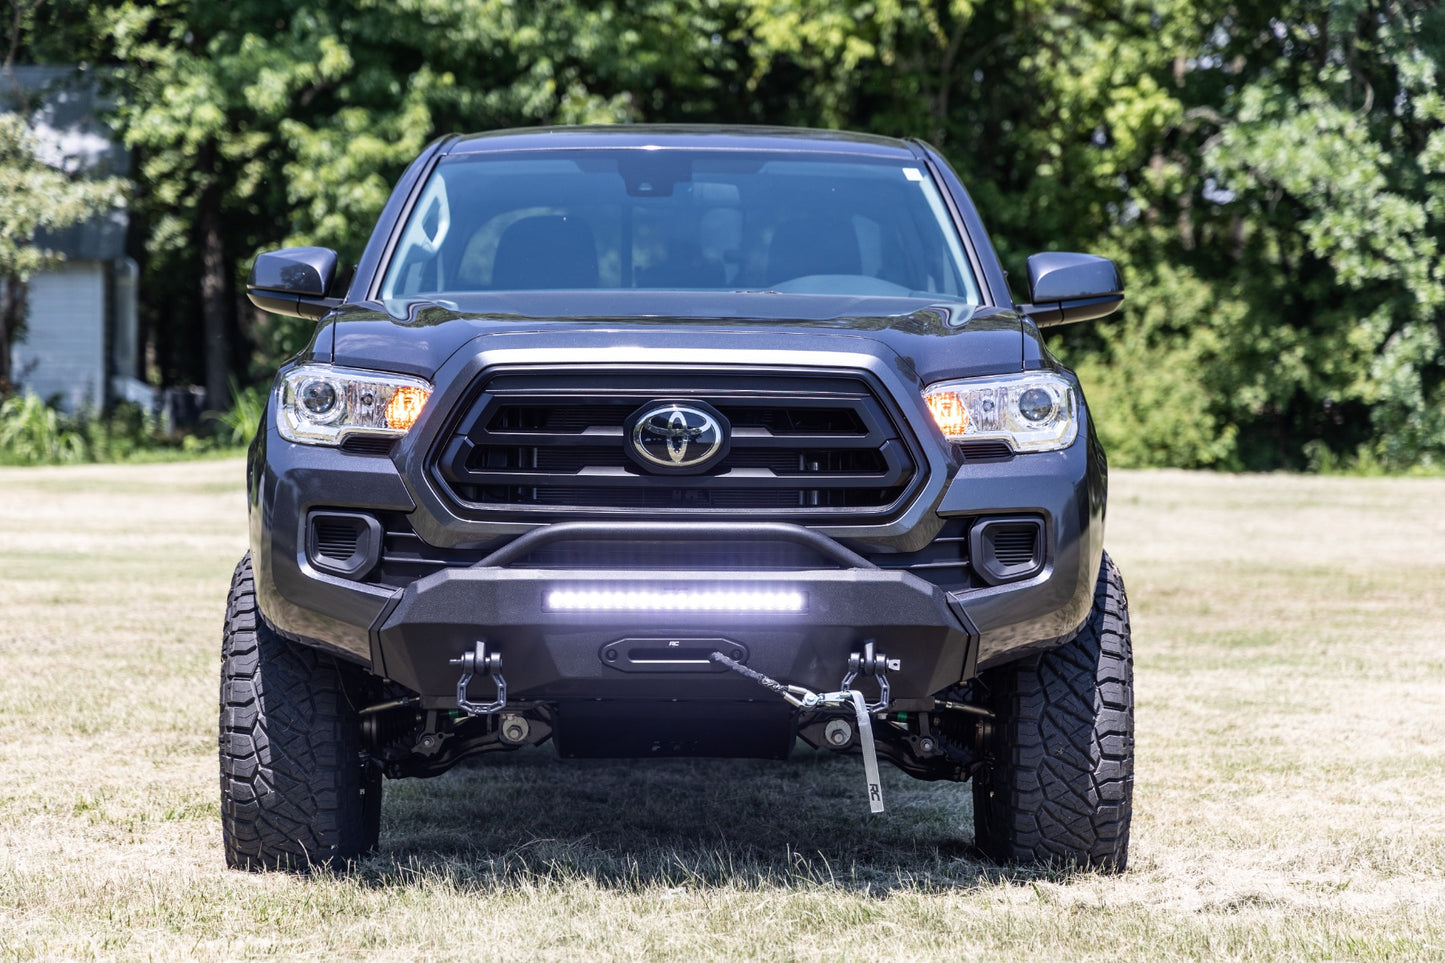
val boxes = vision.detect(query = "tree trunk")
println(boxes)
[199,186,231,411]
[0,273,27,395]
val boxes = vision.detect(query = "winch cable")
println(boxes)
[708,652,797,703]
[710,651,885,813]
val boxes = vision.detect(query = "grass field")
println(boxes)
[1,460,1442,961]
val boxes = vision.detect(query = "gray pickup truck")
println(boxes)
[221,125,1133,872]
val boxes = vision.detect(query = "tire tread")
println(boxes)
[219,554,378,870]
[972,552,1134,872]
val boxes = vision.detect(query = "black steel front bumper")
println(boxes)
[368,521,977,709]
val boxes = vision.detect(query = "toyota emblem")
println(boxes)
[626,402,730,472]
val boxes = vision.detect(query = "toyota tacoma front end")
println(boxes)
[220,126,1134,873]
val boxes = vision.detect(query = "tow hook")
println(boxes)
[841,640,898,713]
[450,640,508,715]
[710,642,898,815]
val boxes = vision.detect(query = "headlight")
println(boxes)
[923,372,1078,452]
[277,364,433,446]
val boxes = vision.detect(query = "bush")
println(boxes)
[206,378,266,449]
[0,392,252,466]
[0,393,89,465]
[1057,262,1246,470]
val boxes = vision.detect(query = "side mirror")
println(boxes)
[247,247,341,320]
[1020,252,1123,327]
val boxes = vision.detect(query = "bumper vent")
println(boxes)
[970,516,1045,585]
[305,511,382,579]
[340,436,397,456]
[431,367,923,523]
[958,440,1014,461]
[992,529,1039,566]
[315,520,361,559]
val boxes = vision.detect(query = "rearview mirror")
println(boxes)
[1020,252,1123,327]
[247,247,341,320]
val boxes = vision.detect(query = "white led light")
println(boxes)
[544,588,805,613]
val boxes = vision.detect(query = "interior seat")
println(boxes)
[766,215,862,284]
[491,215,598,289]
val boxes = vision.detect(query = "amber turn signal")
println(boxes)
[385,385,429,432]
[926,391,970,437]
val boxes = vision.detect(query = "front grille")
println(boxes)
[869,517,976,593]
[365,514,847,588]
[431,367,924,522]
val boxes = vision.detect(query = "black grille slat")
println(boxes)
[993,530,1039,565]
[339,436,397,455]
[868,517,975,592]
[314,522,361,559]
[452,466,906,490]
[959,440,1013,461]
[432,368,922,521]
[461,485,901,509]
[518,446,891,476]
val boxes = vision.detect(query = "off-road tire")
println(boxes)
[219,554,380,870]
[971,552,1133,872]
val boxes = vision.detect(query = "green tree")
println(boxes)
[727,0,1445,470]
[101,0,759,397]
[1200,3,1445,468]
[13,0,1443,468]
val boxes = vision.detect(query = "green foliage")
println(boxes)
[0,393,88,465]
[1197,4,1445,470]
[11,0,1444,470]
[0,393,241,466]
[206,377,266,448]
[1069,264,1244,469]
[0,114,127,282]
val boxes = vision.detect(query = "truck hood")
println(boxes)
[318,291,1028,385]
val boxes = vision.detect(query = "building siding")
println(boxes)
[11,262,107,411]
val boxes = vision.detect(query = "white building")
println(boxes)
[5,66,148,412]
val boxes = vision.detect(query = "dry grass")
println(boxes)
[1,461,1443,961]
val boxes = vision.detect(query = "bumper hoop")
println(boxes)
[450,640,508,715]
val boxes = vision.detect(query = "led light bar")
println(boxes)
[544,588,806,613]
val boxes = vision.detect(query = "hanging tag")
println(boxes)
[849,690,885,813]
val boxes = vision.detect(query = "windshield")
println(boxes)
[378,149,980,304]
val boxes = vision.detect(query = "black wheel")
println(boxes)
[971,552,1134,872]
[219,554,381,870]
